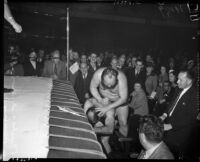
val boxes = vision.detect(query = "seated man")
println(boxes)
[4,55,24,76]
[136,115,174,159]
[84,67,128,155]
[42,50,66,80]
[74,62,93,105]
[154,81,174,116]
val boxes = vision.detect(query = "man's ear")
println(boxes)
[140,132,146,143]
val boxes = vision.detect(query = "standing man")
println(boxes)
[42,50,66,80]
[88,53,99,75]
[23,50,42,76]
[74,62,93,105]
[84,67,128,155]
[125,59,146,96]
[160,70,198,159]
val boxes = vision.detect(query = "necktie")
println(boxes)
[168,89,183,116]
[54,63,57,75]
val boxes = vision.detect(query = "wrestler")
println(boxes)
[84,67,128,155]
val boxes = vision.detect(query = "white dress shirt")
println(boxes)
[30,60,36,70]
[82,73,87,79]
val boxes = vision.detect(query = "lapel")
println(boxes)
[170,86,193,117]
[29,61,36,71]
[148,142,163,159]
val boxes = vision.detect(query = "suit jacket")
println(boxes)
[4,63,24,76]
[88,63,100,76]
[124,67,146,95]
[138,142,174,159]
[23,61,42,76]
[74,71,93,105]
[42,60,66,80]
[164,85,198,153]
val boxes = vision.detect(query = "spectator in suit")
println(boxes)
[160,70,198,159]
[136,115,174,159]
[4,56,24,76]
[96,54,103,67]
[88,52,99,75]
[74,62,93,105]
[42,50,66,80]
[23,50,42,76]
[154,81,174,116]
[37,49,45,68]
[125,59,146,96]
[80,54,87,64]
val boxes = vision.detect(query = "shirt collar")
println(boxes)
[181,85,192,94]
[144,142,162,159]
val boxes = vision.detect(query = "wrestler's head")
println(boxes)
[101,67,118,89]
[86,107,99,125]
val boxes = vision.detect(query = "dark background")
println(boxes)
[3,2,199,57]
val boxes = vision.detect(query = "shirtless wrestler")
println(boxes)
[84,67,128,155]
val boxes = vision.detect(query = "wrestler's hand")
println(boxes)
[95,107,108,117]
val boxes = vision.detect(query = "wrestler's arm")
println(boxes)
[90,68,104,103]
[105,71,128,111]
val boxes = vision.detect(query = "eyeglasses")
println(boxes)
[52,57,60,59]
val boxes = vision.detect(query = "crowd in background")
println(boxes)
[4,44,199,159]
[4,44,199,116]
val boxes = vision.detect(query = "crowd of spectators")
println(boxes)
[4,44,199,159]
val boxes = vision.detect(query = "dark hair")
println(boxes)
[86,107,99,125]
[163,80,170,85]
[139,115,164,143]
[101,67,118,89]
[136,59,144,65]
[169,70,177,76]
[86,107,106,126]
[169,70,177,82]
[146,62,156,76]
